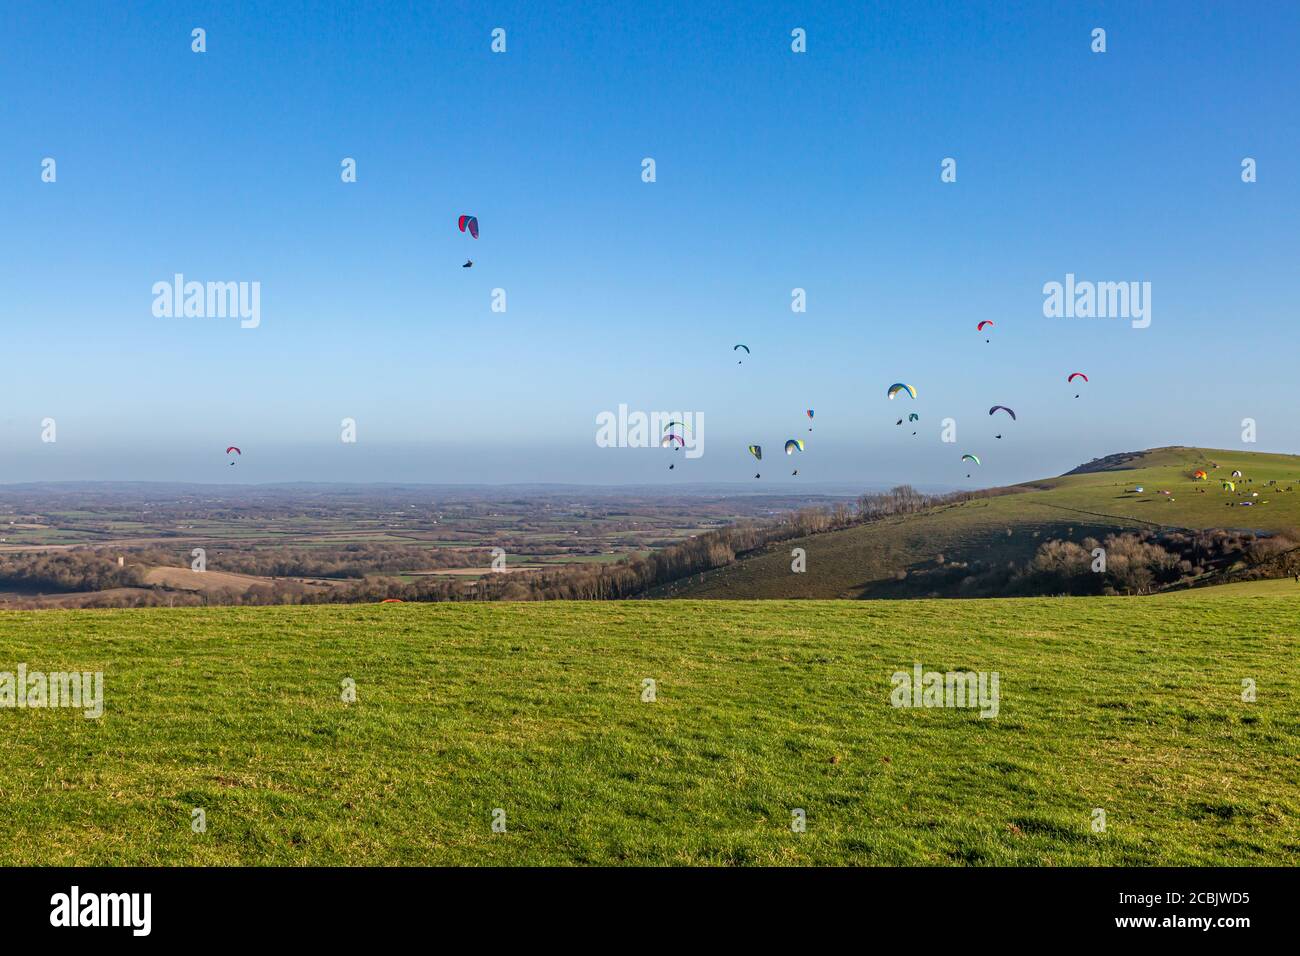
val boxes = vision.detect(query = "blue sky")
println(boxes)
[1,1,1296,486]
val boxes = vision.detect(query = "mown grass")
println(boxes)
[1,599,1296,865]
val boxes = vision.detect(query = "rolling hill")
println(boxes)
[664,447,1300,599]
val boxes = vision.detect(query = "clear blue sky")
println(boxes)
[2,1,1296,486]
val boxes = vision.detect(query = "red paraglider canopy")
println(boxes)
[458,215,479,239]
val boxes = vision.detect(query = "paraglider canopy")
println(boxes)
[458,215,479,239]
[784,439,804,455]
[887,383,917,400]
[988,405,1016,420]
[747,444,762,461]
[961,453,980,465]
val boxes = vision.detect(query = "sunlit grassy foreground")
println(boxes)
[1,599,1296,865]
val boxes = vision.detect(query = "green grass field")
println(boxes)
[670,447,1300,599]
[2,599,1295,865]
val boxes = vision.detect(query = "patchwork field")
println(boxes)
[2,598,1295,865]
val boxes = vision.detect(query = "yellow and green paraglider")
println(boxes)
[748,444,762,461]
[1222,481,1235,492]
[887,383,917,400]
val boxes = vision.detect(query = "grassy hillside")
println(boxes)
[1,600,1296,865]
[670,446,1300,599]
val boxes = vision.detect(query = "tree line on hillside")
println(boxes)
[898,528,1300,597]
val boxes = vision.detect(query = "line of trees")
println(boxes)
[901,528,1300,597]
[0,552,142,593]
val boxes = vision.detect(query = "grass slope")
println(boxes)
[671,446,1300,599]
[2,600,1296,865]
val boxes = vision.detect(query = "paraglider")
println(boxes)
[1193,470,1209,480]
[457,215,479,239]
[1068,372,1088,398]
[1223,481,1235,491]
[226,446,241,466]
[988,405,1016,420]
[661,434,685,449]
[806,409,814,431]
[748,444,762,461]
[977,320,993,343]
[784,439,804,455]
[908,413,919,422]
[1231,470,1243,478]
[734,344,750,364]
[887,383,917,400]
[961,453,981,465]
